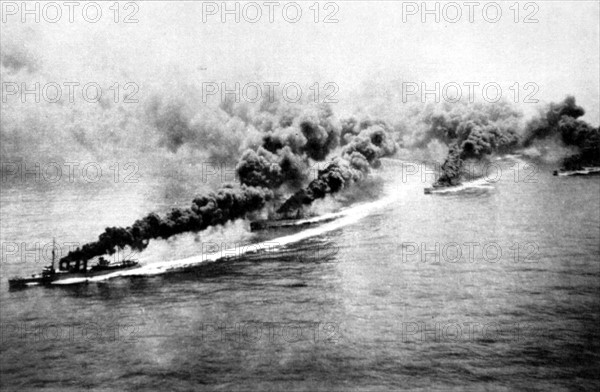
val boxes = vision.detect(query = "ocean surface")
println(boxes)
[1,158,599,391]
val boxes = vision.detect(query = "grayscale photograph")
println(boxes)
[1,1,599,391]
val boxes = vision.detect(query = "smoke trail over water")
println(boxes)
[522,96,600,170]
[277,122,398,213]
[59,101,345,266]
[430,96,599,186]
[59,185,273,265]
[422,101,522,186]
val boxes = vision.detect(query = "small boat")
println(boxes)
[8,239,140,289]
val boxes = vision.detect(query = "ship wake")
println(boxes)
[51,193,400,285]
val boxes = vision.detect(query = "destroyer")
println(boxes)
[424,183,455,194]
[8,239,140,289]
[250,209,340,232]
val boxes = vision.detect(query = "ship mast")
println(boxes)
[51,238,56,272]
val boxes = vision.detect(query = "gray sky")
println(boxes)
[3,1,599,122]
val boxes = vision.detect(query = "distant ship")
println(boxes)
[8,239,140,289]
[250,209,340,232]
[553,167,600,176]
[424,177,493,194]
[424,183,454,194]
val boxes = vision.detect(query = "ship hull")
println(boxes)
[8,261,140,289]
[8,275,56,288]
[250,216,338,232]
[424,185,458,194]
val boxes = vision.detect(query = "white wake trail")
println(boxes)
[426,177,493,194]
[53,194,401,285]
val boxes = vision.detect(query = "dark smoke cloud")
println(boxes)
[432,96,599,186]
[276,158,363,213]
[236,148,278,188]
[411,100,523,149]
[147,97,254,164]
[56,92,597,266]
[340,117,393,146]
[237,104,341,190]
[416,100,524,187]
[277,123,398,213]
[522,96,585,145]
[61,102,342,266]
[60,185,272,266]
[433,143,464,187]
[296,106,340,161]
[433,116,520,186]
[523,96,600,170]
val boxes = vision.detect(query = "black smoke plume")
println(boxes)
[236,104,341,190]
[60,102,341,266]
[523,96,600,170]
[434,143,464,187]
[432,107,521,187]
[410,100,523,149]
[277,122,398,213]
[60,185,272,266]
